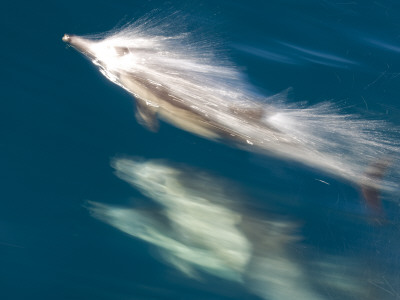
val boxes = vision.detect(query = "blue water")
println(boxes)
[2,1,400,299]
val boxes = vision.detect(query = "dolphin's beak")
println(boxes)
[62,34,95,59]
[62,34,71,43]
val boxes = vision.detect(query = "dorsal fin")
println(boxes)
[262,87,294,104]
[229,88,293,122]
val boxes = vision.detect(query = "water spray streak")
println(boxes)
[63,17,400,197]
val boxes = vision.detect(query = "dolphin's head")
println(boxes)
[62,33,135,73]
[61,34,71,43]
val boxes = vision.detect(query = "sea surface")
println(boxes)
[2,1,400,299]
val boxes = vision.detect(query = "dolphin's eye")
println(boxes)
[115,47,129,56]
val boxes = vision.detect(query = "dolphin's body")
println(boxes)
[62,27,399,197]
[62,34,285,145]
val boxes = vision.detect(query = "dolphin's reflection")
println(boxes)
[88,158,385,300]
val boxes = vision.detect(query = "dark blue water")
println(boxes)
[2,1,400,299]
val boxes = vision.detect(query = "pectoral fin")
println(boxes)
[135,100,159,132]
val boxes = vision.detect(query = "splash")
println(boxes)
[63,15,400,196]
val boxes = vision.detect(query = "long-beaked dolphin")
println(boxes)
[62,23,400,203]
[62,33,283,141]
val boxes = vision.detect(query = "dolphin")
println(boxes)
[62,33,285,143]
[62,26,399,204]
